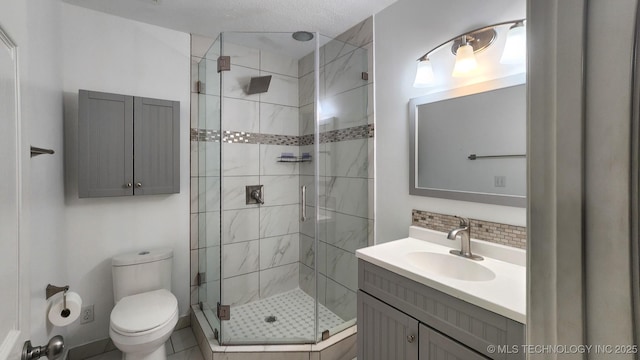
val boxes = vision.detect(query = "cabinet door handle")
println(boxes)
[407,335,415,343]
[126,183,132,188]
[136,182,142,188]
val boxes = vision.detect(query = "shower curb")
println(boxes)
[191,305,357,360]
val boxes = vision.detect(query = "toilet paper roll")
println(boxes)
[48,291,82,327]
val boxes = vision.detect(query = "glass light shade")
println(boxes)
[451,44,477,77]
[500,23,526,64]
[413,59,435,87]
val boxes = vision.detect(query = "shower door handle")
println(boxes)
[300,185,306,222]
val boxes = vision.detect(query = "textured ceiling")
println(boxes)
[62,0,398,39]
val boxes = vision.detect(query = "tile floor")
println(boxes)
[222,288,345,343]
[85,327,202,360]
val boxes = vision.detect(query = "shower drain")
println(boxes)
[265,315,277,323]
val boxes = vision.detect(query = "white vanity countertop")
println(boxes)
[356,226,526,324]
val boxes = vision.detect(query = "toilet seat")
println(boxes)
[110,289,178,335]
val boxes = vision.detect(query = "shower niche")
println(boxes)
[190,24,374,347]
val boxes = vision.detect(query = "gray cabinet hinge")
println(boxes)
[218,56,231,73]
[361,72,369,81]
[321,330,330,340]
[213,328,219,340]
[217,302,230,320]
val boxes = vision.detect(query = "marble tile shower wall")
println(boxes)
[218,43,302,307]
[298,17,375,323]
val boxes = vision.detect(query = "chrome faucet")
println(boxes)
[447,216,483,261]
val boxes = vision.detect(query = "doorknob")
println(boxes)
[22,335,65,360]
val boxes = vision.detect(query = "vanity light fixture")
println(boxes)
[413,58,435,87]
[451,35,478,77]
[500,21,526,64]
[413,19,526,86]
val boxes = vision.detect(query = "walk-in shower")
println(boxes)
[191,26,373,346]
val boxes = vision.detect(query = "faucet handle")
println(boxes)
[454,216,470,226]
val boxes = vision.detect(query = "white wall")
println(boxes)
[374,0,526,243]
[61,4,190,346]
[26,0,67,347]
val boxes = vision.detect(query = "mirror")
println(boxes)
[409,75,526,207]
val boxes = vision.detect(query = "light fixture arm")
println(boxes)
[416,18,526,61]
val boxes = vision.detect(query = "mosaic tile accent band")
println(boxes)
[411,209,527,249]
[191,129,221,142]
[191,124,374,145]
[300,124,375,146]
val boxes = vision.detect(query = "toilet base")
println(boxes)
[121,344,166,360]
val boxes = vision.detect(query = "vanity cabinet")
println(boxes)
[358,290,419,359]
[78,90,180,198]
[358,260,524,360]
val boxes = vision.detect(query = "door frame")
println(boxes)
[0,23,30,360]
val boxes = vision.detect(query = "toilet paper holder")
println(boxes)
[46,284,70,317]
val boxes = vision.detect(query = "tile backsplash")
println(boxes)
[411,209,527,249]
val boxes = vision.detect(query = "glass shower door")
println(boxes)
[217,31,320,345]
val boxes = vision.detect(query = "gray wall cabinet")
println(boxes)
[358,260,525,360]
[79,90,180,198]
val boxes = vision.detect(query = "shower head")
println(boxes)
[246,75,272,95]
[292,31,314,42]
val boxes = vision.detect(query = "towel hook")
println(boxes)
[30,146,55,157]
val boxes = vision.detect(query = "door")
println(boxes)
[358,291,419,360]
[78,90,134,197]
[0,25,29,360]
[216,31,320,345]
[419,324,490,360]
[133,97,180,195]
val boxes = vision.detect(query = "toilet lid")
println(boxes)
[111,289,177,333]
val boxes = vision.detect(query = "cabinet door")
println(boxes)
[133,97,180,195]
[358,290,419,360]
[78,90,134,197]
[420,324,490,360]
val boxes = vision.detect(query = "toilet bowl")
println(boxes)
[110,289,178,360]
[110,249,177,360]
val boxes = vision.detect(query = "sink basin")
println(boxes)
[405,251,496,281]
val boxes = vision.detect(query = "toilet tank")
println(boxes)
[112,248,173,303]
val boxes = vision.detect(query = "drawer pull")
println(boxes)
[407,335,415,343]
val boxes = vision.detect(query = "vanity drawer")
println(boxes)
[358,260,524,360]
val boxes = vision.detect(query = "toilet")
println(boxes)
[109,248,178,360]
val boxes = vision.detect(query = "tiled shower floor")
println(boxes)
[222,288,345,343]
